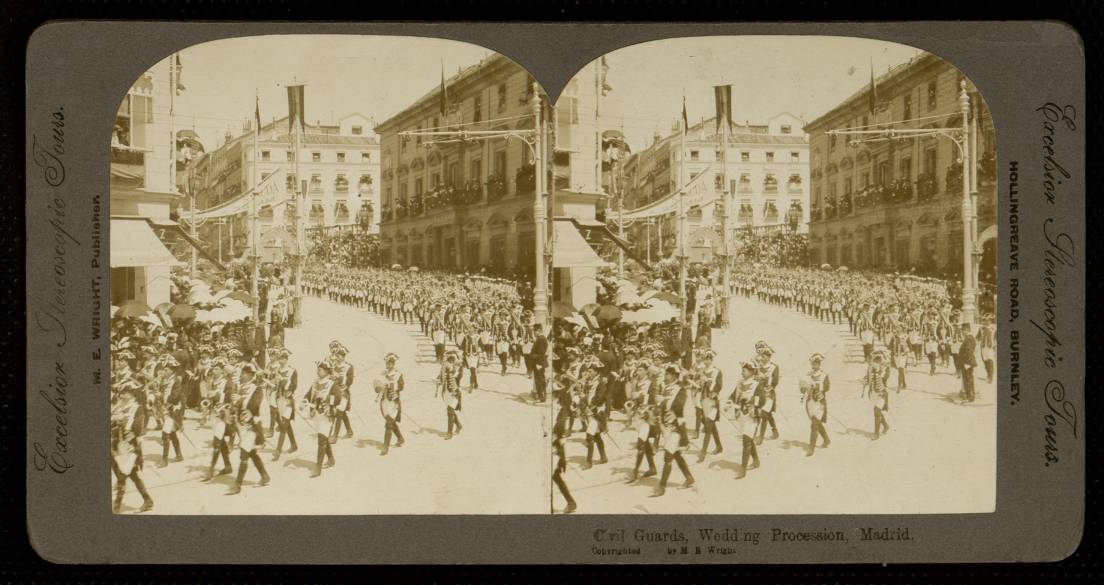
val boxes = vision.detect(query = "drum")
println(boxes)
[162,414,176,434]
[465,354,480,368]
[701,397,719,420]
[432,330,446,344]
[869,390,887,410]
[496,340,510,354]
[806,397,826,420]
[381,398,399,419]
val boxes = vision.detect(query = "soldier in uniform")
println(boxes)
[430,306,448,363]
[978,314,996,384]
[269,348,299,461]
[651,365,694,497]
[753,345,780,445]
[227,363,272,495]
[201,357,235,482]
[800,353,831,456]
[326,341,355,439]
[112,383,154,513]
[375,352,405,456]
[305,361,339,478]
[552,415,577,514]
[581,363,609,470]
[696,350,724,462]
[156,355,186,467]
[624,363,658,484]
[729,361,761,480]
[438,350,465,439]
[864,351,891,439]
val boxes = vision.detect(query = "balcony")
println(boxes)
[738,180,753,194]
[763,179,779,193]
[839,195,853,216]
[335,178,350,193]
[486,175,507,202]
[786,176,803,193]
[916,172,938,201]
[110,145,147,188]
[515,164,535,195]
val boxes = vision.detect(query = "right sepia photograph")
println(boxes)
[549,36,998,515]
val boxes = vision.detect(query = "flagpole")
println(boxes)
[678,93,689,328]
[251,92,261,324]
[291,84,306,328]
[719,87,732,329]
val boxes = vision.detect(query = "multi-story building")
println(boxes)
[186,113,380,258]
[375,54,541,273]
[617,113,809,262]
[110,54,195,306]
[804,52,996,275]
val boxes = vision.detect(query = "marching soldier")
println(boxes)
[112,383,154,513]
[375,353,405,456]
[753,344,780,445]
[624,367,658,483]
[430,306,448,363]
[305,361,339,478]
[327,340,355,439]
[227,363,271,495]
[651,365,694,497]
[581,364,609,470]
[696,350,724,462]
[156,355,186,467]
[978,314,996,385]
[800,353,831,456]
[729,361,762,480]
[864,351,891,439]
[270,348,299,461]
[438,350,465,439]
[201,358,235,482]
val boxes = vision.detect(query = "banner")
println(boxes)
[287,84,305,133]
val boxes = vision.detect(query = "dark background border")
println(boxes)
[7,1,1100,581]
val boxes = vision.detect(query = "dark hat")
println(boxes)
[384,352,399,363]
[809,353,825,364]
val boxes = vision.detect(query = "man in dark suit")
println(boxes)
[958,322,978,403]
[531,323,549,402]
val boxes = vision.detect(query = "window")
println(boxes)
[432,172,441,189]
[361,152,371,162]
[927,80,938,111]
[791,151,800,163]
[828,182,837,198]
[923,147,937,175]
[900,157,912,179]
[498,83,507,110]
[310,173,321,185]
[470,159,482,183]
[861,171,871,189]
[448,162,460,186]
[494,150,507,179]
[312,152,321,162]
[862,115,869,129]
[877,161,890,185]
[715,150,722,160]
[473,96,482,123]
[337,152,346,163]
[903,94,912,120]
[385,187,392,205]
[399,182,408,201]
[352,125,363,135]
[690,150,700,161]
[261,150,271,161]
[765,151,775,162]
[286,150,293,162]
[829,134,837,148]
[844,177,853,195]
[780,125,792,134]
[432,117,439,130]
[415,178,423,196]
[741,151,750,162]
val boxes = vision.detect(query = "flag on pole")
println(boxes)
[254,94,261,134]
[600,56,613,96]
[681,93,689,132]
[439,61,449,116]
[174,53,186,95]
[868,58,878,115]
[714,84,734,132]
[287,85,305,133]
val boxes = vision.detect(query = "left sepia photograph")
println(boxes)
[108,35,553,514]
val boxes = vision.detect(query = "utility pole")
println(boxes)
[718,105,732,328]
[531,81,549,329]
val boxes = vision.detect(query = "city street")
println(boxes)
[121,295,550,514]
[554,294,996,515]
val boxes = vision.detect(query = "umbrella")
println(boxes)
[114,300,152,318]
[408,266,420,272]
[168,304,197,321]
[551,301,577,319]
[110,305,120,315]
[838,266,850,272]
[653,291,682,305]
[579,303,601,317]
[154,302,174,314]
[595,305,623,323]
[564,314,590,330]
[820,263,832,270]
[225,291,257,305]
[391,264,403,270]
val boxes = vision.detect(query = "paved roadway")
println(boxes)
[553,294,997,514]
[118,295,550,514]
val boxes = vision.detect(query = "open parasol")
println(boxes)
[225,291,257,305]
[595,304,623,324]
[168,303,197,321]
[114,300,152,319]
[551,300,578,319]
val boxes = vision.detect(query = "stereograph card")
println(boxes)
[24,21,1084,564]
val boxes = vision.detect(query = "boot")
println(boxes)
[159,436,170,468]
[584,438,594,469]
[381,426,392,456]
[650,460,673,497]
[171,434,183,462]
[392,423,404,447]
[596,436,608,465]
[226,461,247,495]
[252,453,271,486]
[311,443,324,478]
[674,454,694,488]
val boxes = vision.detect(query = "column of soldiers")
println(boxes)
[304,266,545,399]
[730,265,995,403]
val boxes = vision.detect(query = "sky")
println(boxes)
[157,35,921,153]
[593,36,923,151]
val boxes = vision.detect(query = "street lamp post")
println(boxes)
[531,81,549,329]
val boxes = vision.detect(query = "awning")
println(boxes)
[111,218,183,268]
[147,219,227,271]
[570,218,651,270]
[552,221,607,268]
